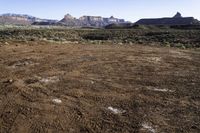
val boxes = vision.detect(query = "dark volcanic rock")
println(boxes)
[136,12,200,25]
[173,12,182,18]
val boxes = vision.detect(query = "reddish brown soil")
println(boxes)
[0,42,199,133]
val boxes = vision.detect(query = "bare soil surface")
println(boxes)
[0,42,199,133]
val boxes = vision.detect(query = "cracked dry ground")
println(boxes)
[0,42,199,133]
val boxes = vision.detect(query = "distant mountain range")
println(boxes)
[0,13,127,27]
[0,12,199,27]
[35,14,127,27]
[0,13,58,25]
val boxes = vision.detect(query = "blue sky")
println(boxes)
[0,0,200,22]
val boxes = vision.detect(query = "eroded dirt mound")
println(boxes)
[0,42,199,133]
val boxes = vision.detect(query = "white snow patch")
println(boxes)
[152,88,173,92]
[52,98,62,104]
[39,76,59,83]
[147,86,174,92]
[142,123,156,133]
[108,106,125,114]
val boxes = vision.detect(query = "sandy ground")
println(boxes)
[0,42,199,133]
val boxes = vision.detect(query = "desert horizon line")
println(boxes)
[0,11,198,23]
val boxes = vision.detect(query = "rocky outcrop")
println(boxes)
[59,14,79,26]
[135,12,200,25]
[0,13,58,25]
[79,16,105,27]
[57,14,126,27]
[173,12,182,18]
[0,13,126,27]
[0,15,31,25]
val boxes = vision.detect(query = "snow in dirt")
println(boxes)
[147,86,174,92]
[52,98,62,104]
[39,76,59,83]
[108,106,125,114]
[142,123,156,133]
[152,88,173,92]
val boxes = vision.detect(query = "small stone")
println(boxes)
[4,42,9,45]
[3,79,14,84]
[8,79,13,83]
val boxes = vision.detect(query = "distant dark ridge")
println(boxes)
[105,24,171,30]
[32,21,57,26]
[136,12,200,26]
[136,17,199,25]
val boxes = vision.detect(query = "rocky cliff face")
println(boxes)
[59,14,79,26]
[0,14,31,25]
[135,12,200,25]
[0,13,57,25]
[0,13,126,27]
[57,14,126,27]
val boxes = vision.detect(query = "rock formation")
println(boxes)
[135,12,200,25]
[173,12,182,18]
[57,14,126,27]
[0,13,57,25]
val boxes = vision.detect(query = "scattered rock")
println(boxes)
[129,42,133,45]
[4,42,9,45]
[25,78,39,84]
[3,79,14,84]
[8,59,37,68]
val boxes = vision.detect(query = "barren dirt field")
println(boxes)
[0,42,199,133]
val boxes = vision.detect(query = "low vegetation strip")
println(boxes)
[0,27,200,48]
